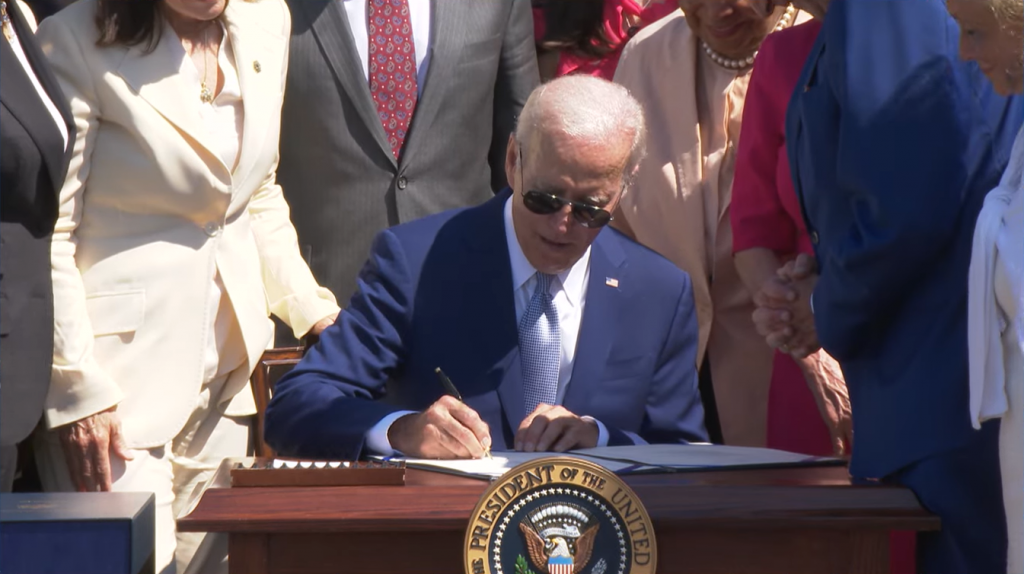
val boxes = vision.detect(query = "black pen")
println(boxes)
[434,367,491,458]
[435,367,463,401]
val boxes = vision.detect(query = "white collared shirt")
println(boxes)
[200,27,244,173]
[170,22,244,173]
[166,22,248,380]
[366,197,616,455]
[503,196,590,399]
[342,0,432,95]
[5,18,69,153]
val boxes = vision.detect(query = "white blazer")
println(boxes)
[37,0,340,449]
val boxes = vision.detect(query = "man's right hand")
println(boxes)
[57,406,134,492]
[387,396,492,459]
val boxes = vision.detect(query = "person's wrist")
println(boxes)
[386,413,418,453]
[581,416,600,448]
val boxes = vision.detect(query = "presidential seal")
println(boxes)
[464,457,656,574]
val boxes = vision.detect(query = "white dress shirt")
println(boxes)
[200,27,244,173]
[5,18,69,153]
[366,197,623,455]
[172,23,245,173]
[343,0,432,95]
[504,197,590,397]
[170,24,248,382]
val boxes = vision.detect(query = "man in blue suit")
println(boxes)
[265,75,707,461]
[758,1,1023,572]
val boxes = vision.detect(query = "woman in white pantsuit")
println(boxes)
[33,0,340,572]
[949,0,1024,571]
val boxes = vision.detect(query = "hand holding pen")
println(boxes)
[435,368,492,459]
[385,368,493,460]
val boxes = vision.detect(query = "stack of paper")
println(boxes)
[375,444,841,480]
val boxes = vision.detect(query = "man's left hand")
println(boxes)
[515,404,599,452]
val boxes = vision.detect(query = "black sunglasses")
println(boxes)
[518,148,615,229]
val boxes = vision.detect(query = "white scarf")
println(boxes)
[968,126,1024,428]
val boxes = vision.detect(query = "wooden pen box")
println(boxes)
[229,458,406,487]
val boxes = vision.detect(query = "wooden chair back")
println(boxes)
[251,347,305,458]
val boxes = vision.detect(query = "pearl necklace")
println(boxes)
[700,4,796,71]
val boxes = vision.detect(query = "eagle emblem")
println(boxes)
[519,503,599,574]
[463,458,656,574]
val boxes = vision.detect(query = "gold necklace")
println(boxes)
[199,27,214,104]
[1,2,14,41]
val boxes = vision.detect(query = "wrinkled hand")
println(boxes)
[515,404,599,453]
[778,253,817,283]
[798,350,853,457]
[388,396,491,459]
[308,313,338,337]
[57,407,134,492]
[752,254,820,358]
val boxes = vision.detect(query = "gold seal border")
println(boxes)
[463,456,657,574]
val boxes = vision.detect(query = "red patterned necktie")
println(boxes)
[368,0,418,160]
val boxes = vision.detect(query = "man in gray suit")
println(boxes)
[279,0,539,316]
[1,0,74,491]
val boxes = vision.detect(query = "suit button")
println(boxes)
[810,230,820,245]
[204,222,221,237]
[397,176,408,190]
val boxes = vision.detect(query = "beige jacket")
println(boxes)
[37,0,339,448]
[613,10,809,446]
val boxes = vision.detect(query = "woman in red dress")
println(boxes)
[731,20,845,458]
[731,19,914,574]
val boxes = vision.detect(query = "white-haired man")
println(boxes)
[264,76,708,460]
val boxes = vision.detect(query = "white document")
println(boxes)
[374,444,840,480]
[389,452,552,480]
[572,444,839,470]
[373,451,639,480]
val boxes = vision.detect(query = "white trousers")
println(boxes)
[1002,329,1023,574]
[35,373,251,574]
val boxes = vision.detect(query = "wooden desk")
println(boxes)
[178,460,937,574]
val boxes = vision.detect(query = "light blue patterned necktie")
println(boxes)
[519,273,561,417]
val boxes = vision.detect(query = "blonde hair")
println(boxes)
[993,0,1024,27]
[994,0,1024,72]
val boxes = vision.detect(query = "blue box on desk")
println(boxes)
[1,492,154,574]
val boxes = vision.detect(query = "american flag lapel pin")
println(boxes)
[605,277,619,288]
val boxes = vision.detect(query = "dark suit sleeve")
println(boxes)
[488,0,539,192]
[809,0,1011,360]
[608,274,708,446]
[264,229,414,459]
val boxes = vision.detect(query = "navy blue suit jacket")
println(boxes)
[786,0,1022,478]
[264,191,707,459]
